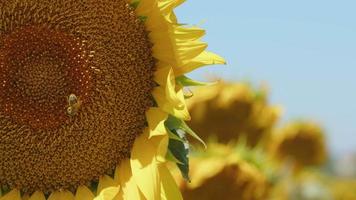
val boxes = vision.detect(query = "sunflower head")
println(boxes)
[270,121,328,170]
[187,81,282,147]
[0,0,224,199]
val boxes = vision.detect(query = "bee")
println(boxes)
[67,93,82,117]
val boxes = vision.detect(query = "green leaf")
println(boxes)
[165,115,206,148]
[167,128,185,143]
[166,149,184,165]
[168,130,191,181]
[176,75,210,87]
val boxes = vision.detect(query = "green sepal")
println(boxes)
[138,16,148,22]
[176,75,209,87]
[130,0,140,9]
[168,130,191,182]
[165,115,207,148]
[89,181,99,195]
[0,185,10,197]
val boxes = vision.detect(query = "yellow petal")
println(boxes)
[135,0,155,16]
[48,191,75,200]
[131,131,161,200]
[158,0,185,23]
[0,190,21,200]
[133,162,160,200]
[146,108,168,138]
[174,26,205,42]
[134,0,225,77]
[97,175,117,195]
[153,135,169,163]
[177,51,226,76]
[94,187,119,200]
[115,160,145,200]
[159,165,183,200]
[158,0,185,14]
[75,186,95,200]
[28,191,46,200]
[175,41,207,63]
[153,67,190,120]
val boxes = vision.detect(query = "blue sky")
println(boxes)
[176,0,356,155]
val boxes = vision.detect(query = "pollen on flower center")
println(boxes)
[0,26,93,129]
[0,0,156,194]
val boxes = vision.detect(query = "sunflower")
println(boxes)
[176,143,272,200]
[330,179,356,200]
[270,121,327,171]
[187,81,282,147]
[0,0,224,199]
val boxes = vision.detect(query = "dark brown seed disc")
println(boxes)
[0,0,155,193]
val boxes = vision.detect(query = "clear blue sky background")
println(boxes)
[176,0,356,155]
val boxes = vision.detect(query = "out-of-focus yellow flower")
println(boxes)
[270,171,332,200]
[176,143,271,200]
[330,179,356,200]
[187,81,282,147]
[270,121,327,170]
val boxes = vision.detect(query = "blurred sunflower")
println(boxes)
[176,143,272,200]
[329,179,356,200]
[270,171,332,200]
[270,121,327,171]
[187,81,282,147]
[0,0,224,199]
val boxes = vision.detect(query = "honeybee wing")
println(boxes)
[68,93,78,106]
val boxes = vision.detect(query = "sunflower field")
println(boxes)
[0,0,353,200]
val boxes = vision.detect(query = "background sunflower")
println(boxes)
[270,121,328,171]
[176,143,272,200]
[187,81,282,147]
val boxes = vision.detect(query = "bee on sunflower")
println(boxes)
[0,0,224,199]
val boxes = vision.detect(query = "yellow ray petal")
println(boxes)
[97,175,117,195]
[175,41,207,62]
[159,165,183,200]
[0,189,21,200]
[48,191,75,200]
[146,108,168,138]
[158,0,185,23]
[75,186,95,200]
[177,51,226,76]
[135,0,155,16]
[115,160,145,200]
[156,134,169,163]
[94,187,119,200]
[158,0,185,14]
[28,191,46,200]
[131,131,161,200]
[153,67,190,120]
[174,26,206,41]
